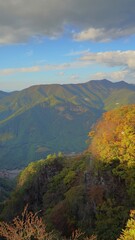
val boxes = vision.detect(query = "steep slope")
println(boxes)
[1,105,134,240]
[0,153,131,239]
[0,103,100,168]
[88,104,135,163]
[0,80,135,169]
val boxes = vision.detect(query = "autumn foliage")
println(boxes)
[0,206,97,240]
[117,210,135,240]
[1,105,135,240]
[88,105,135,165]
[0,205,55,240]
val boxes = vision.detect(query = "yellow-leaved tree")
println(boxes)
[117,210,135,240]
[88,105,135,166]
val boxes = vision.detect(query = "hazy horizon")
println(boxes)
[1,79,134,93]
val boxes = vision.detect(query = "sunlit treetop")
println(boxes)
[88,105,135,166]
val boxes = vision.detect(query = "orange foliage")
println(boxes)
[71,229,97,240]
[0,206,97,240]
[88,105,135,165]
[0,205,54,240]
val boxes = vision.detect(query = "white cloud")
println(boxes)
[0,66,40,75]
[44,61,90,71]
[79,50,135,84]
[74,28,110,42]
[0,60,90,76]
[65,49,90,56]
[45,63,70,71]
[70,74,79,80]
[80,50,135,69]
[74,27,135,42]
[90,69,135,84]
[0,50,135,84]
[0,0,135,43]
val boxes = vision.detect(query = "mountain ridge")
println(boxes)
[0,79,135,169]
[1,79,135,94]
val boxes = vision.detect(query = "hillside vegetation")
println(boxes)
[88,104,135,164]
[0,104,135,240]
[0,177,15,204]
[0,80,135,169]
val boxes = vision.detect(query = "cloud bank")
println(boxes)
[74,27,135,42]
[80,50,135,83]
[0,0,135,44]
[80,50,135,69]
[1,50,135,83]
[90,70,135,83]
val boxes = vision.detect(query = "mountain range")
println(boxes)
[0,79,135,169]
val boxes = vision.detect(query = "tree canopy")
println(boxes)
[88,105,135,166]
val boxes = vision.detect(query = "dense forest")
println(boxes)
[0,104,135,239]
[0,80,135,169]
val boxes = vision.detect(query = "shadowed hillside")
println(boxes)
[0,80,135,169]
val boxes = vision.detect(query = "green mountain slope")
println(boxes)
[0,91,9,100]
[1,105,134,240]
[0,79,135,169]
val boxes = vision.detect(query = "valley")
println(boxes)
[0,79,135,169]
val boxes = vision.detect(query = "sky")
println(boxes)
[0,0,135,91]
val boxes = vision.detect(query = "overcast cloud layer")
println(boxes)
[0,0,135,43]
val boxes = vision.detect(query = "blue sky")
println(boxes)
[0,0,135,91]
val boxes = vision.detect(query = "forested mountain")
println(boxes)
[0,91,10,100]
[1,105,134,240]
[0,80,135,169]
